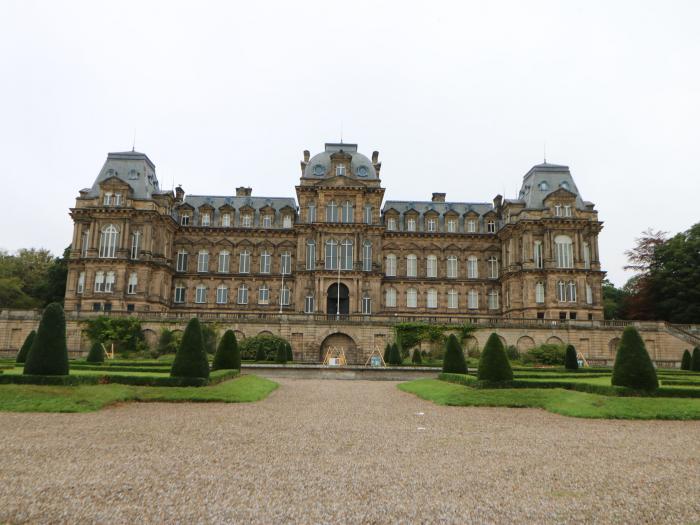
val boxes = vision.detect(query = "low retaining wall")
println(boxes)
[242,364,440,381]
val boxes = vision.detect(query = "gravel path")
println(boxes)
[1,379,699,524]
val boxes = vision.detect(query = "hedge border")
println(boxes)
[0,369,239,387]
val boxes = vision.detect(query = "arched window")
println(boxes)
[554,235,574,268]
[325,239,338,270]
[427,288,438,308]
[362,241,372,272]
[447,256,458,279]
[98,224,118,258]
[176,250,188,272]
[426,255,437,278]
[258,285,269,304]
[218,250,230,273]
[306,240,316,270]
[560,181,570,190]
[197,250,209,273]
[174,284,185,303]
[385,254,397,277]
[130,231,140,260]
[216,285,228,304]
[568,281,577,302]
[237,284,248,304]
[385,287,397,307]
[239,250,251,273]
[281,252,291,275]
[539,181,549,191]
[406,217,416,232]
[586,283,593,304]
[260,251,271,274]
[468,289,479,309]
[341,201,354,223]
[557,280,566,302]
[406,288,417,308]
[340,239,353,270]
[467,256,479,279]
[195,285,207,304]
[406,254,417,277]
[488,256,499,279]
[362,294,371,315]
[280,285,291,306]
[326,201,338,222]
[535,282,545,303]
[127,272,137,295]
[488,289,499,310]
[447,289,458,309]
[583,242,591,269]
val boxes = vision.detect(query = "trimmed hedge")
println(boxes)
[412,348,423,365]
[442,334,467,374]
[171,318,210,379]
[692,347,700,372]
[24,302,69,376]
[16,330,36,364]
[611,326,658,391]
[86,342,105,364]
[564,345,578,370]
[240,334,290,362]
[681,350,692,370]
[477,333,513,382]
[0,369,239,387]
[212,330,240,371]
[439,372,478,386]
[70,364,171,373]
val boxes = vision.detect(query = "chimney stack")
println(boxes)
[432,192,446,203]
[372,151,379,164]
[303,150,310,162]
[175,185,184,202]
[236,186,252,197]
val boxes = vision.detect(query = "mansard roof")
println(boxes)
[303,143,378,180]
[86,150,160,199]
[184,195,297,211]
[518,162,588,210]
[382,201,493,216]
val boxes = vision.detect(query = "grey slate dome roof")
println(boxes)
[87,150,160,199]
[517,162,586,209]
[303,143,378,179]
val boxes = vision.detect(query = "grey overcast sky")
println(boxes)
[1,0,698,286]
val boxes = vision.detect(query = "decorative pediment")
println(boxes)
[177,202,194,211]
[314,175,366,188]
[543,187,577,203]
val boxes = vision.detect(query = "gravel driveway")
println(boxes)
[1,379,699,524]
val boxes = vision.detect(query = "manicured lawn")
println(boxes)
[0,375,278,413]
[399,378,700,420]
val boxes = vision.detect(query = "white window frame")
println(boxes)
[99,224,118,259]
[307,204,316,224]
[304,295,314,314]
[467,256,479,279]
[427,218,437,232]
[306,240,316,270]
[536,282,545,304]
[239,250,250,273]
[488,289,499,310]
[534,241,543,269]
[467,219,477,233]
[283,215,292,228]
[362,295,372,315]
[340,239,353,270]
[260,251,271,274]
[174,285,185,303]
[262,215,273,228]
[258,286,269,305]
[197,250,209,273]
[488,256,499,279]
[181,214,190,226]
[127,272,137,295]
[447,289,458,309]
[406,254,417,278]
[586,283,593,304]
[176,250,188,272]
[427,289,438,309]
[216,285,228,304]
[325,240,338,270]
[221,213,231,227]
[427,255,437,278]
[201,212,211,226]
[385,254,397,277]
[362,241,372,272]
[468,289,479,309]
[487,220,496,233]
[385,287,397,308]
[195,285,207,304]
[326,201,338,223]
[241,214,252,228]
[77,271,85,294]
[130,231,140,260]
[447,219,457,233]
[280,285,290,306]
[387,217,397,231]
[555,235,574,269]
[583,242,591,269]
[218,251,230,273]
[104,271,115,293]
[447,256,458,279]
[237,285,248,304]
[341,201,354,223]
[406,288,417,308]
[81,230,89,257]
[406,217,416,232]
[364,206,372,225]
[281,252,291,275]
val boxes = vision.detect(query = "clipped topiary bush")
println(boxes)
[692,347,700,372]
[611,326,658,391]
[16,330,36,364]
[477,333,513,382]
[285,342,293,362]
[521,344,566,365]
[505,345,520,361]
[24,303,69,376]
[388,343,402,366]
[275,343,288,364]
[170,318,210,379]
[681,349,692,370]
[212,330,240,371]
[383,343,391,363]
[442,334,467,374]
[240,334,289,362]
[411,348,423,365]
[255,345,267,362]
[564,344,578,370]
[86,341,105,363]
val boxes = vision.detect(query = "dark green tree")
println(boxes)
[86,341,105,363]
[477,333,513,382]
[388,342,402,366]
[411,348,423,365]
[602,279,629,320]
[611,326,658,391]
[680,349,692,370]
[285,342,293,362]
[170,318,210,379]
[691,347,700,372]
[564,344,578,370]
[275,342,288,364]
[212,330,240,370]
[255,345,267,362]
[383,343,391,363]
[201,324,218,355]
[16,330,36,363]
[23,302,69,375]
[442,334,467,374]
[156,328,179,356]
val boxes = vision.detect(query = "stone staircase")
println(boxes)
[666,324,700,347]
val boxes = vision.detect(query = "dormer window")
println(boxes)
[539,181,549,191]
[336,164,346,176]
[114,193,122,206]
[554,204,562,217]
[103,192,112,205]
[486,220,496,233]
[387,217,397,231]
[181,214,190,226]
[467,219,477,233]
[564,205,572,217]
[221,213,231,227]
[407,218,416,232]
[262,215,272,228]
[242,214,252,227]
[283,215,292,228]
[201,213,211,226]
[427,218,437,232]
[560,181,570,190]
[447,219,457,233]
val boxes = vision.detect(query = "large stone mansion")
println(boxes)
[64,142,604,323]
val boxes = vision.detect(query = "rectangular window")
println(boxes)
[195,287,206,304]
[406,289,417,308]
[325,242,337,270]
[239,251,250,273]
[283,215,292,228]
[362,296,371,315]
[103,193,112,205]
[340,241,353,270]
[77,272,85,294]
[467,258,479,279]
[385,255,396,277]
[447,257,458,279]
[237,286,248,304]
[385,288,397,307]
[341,202,354,223]
[427,218,437,232]
[536,283,545,303]
[130,232,140,260]
[586,284,593,304]
[387,217,397,231]
[176,251,188,272]
[174,286,185,303]
[487,220,496,233]
[555,204,562,217]
[280,286,290,306]
[488,290,499,310]
[216,287,228,304]
[263,215,272,228]
[306,242,315,270]
[242,214,252,227]
[427,256,437,278]
[258,286,269,304]
[448,291,458,309]
[406,256,417,278]
[583,242,591,269]
[127,273,137,295]
[201,213,210,226]
[114,193,122,206]
[260,252,271,274]
[81,230,89,257]
[468,290,479,309]
[307,204,316,224]
[218,252,230,273]
[534,241,543,269]
[221,213,231,227]
[362,243,372,272]
[427,290,437,309]
[197,251,209,273]
[447,219,457,233]
[304,295,314,314]
[104,271,115,293]
[467,219,477,233]
[326,202,338,222]
[407,218,416,232]
[364,206,372,225]
[564,205,572,217]
[488,257,499,279]
[181,215,190,226]
[281,252,291,275]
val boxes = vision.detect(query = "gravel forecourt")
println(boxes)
[1,378,699,524]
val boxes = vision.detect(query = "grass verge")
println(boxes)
[0,375,277,413]
[398,378,700,420]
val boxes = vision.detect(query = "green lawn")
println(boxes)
[0,375,278,413]
[398,378,700,420]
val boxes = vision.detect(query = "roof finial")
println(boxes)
[543,141,547,164]
[340,120,343,144]
[132,129,136,152]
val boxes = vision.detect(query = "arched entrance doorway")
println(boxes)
[320,332,358,364]
[327,283,350,316]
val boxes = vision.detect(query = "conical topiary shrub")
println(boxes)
[275,342,288,364]
[255,345,267,362]
[285,342,293,362]
[477,333,513,382]
[412,348,423,365]
[16,330,36,364]
[170,318,210,379]
[86,341,105,363]
[564,344,578,370]
[442,334,467,374]
[681,350,692,371]
[212,330,240,370]
[611,326,658,391]
[692,347,700,372]
[388,342,402,366]
[23,303,69,376]
[383,343,391,364]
